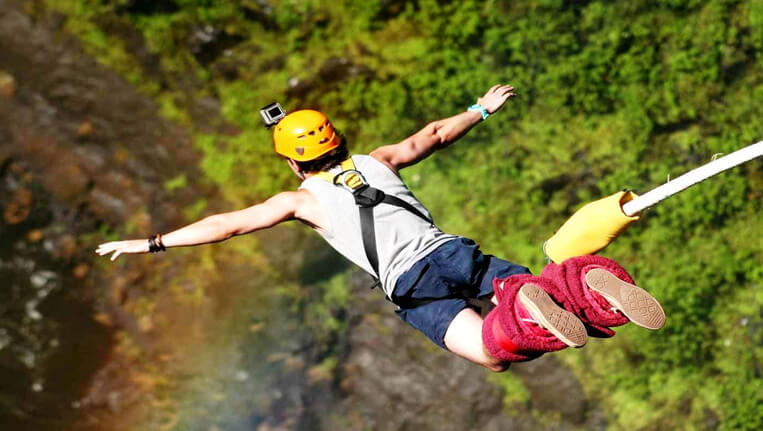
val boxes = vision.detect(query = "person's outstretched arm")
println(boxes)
[370,84,516,172]
[96,191,305,261]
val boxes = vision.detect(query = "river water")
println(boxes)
[0,181,112,428]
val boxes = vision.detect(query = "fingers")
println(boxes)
[483,84,517,108]
[498,85,514,95]
[496,86,517,103]
[95,239,149,261]
[96,241,126,261]
[94,242,119,261]
[96,242,118,256]
[488,84,514,94]
[477,84,518,114]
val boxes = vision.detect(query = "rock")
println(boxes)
[56,234,78,260]
[73,263,89,279]
[44,156,91,203]
[283,356,305,373]
[306,364,332,383]
[0,70,15,98]
[512,355,589,425]
[89,187,129,222]
[189,25,244,66]
[256,422,290,431]
[112,147,130,166]
[93,313,114,327]
[137,315,153,332]
[334,282,538,431]
[3,187,33,224]
[26,228,44,242]
[77,119,94,137]
[73,146,107,174]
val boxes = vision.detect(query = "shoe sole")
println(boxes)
[518,284,588,348]
[585,268,666,330]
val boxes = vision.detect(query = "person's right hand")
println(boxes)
[96,239,150,261]
[476,84,517,114]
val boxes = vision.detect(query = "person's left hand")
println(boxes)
[96,239,150,261]
[477,84,517,114]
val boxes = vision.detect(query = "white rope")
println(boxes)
[622,141,763,216]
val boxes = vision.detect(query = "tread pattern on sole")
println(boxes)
[585,268,666,330]
[519,284,588,348]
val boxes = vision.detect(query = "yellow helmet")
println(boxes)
[273,110,341,161]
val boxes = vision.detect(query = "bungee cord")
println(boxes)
[623,141,763,216]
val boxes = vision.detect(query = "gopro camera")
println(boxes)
[260,102,286,128]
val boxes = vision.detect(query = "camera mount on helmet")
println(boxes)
[260,102,286,128]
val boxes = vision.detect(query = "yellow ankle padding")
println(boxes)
[544,191,640,263]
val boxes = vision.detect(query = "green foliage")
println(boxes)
[163,173,188,193]
[303,272,351,346]
[46,0,762,429]
[487,371,531,409]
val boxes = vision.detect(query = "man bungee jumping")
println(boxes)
[96,84,665,371]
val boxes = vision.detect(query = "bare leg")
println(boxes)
[443,308,510,372]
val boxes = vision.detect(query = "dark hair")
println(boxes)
[295,134,349,173]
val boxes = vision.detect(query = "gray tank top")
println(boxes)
[299,155,457,297]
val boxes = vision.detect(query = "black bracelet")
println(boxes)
[148,236,159,253]
[148,235,165,253]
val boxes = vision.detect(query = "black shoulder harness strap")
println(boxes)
[314,158,433,287]
[313,158,496,315]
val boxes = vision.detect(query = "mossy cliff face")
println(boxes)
[1,3,205,429]
[2,0,762,430]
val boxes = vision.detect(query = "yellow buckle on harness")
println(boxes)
[314,158,366,191]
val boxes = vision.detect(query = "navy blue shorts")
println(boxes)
[391,237,530,349]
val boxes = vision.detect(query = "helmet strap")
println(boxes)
[286,158,306,179]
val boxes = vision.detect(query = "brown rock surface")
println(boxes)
[0,70,15,98]
[310,274,606,431]
[0,3,210,430]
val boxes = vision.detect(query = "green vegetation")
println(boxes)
[487,370,531,409]
[42,0,762,429]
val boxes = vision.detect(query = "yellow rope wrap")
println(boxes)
[544,190,640,263]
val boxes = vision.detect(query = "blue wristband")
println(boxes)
[468,104,489,120]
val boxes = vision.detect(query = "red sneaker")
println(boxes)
[517,283,588,348]
[482,275,587,362]
[541,255,666,334]
[584,268,665,330]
